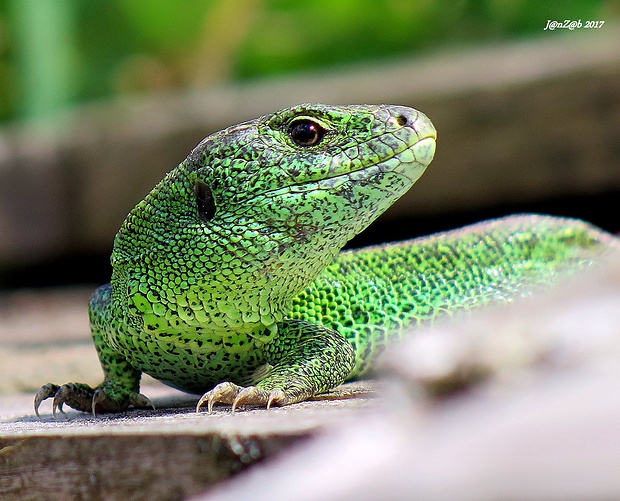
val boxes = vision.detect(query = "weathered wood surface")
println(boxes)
[3,252,620,500]
[0,28,619,269]
[0,383,375,501]
[203,253,620,501]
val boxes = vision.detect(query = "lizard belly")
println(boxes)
[106,322,267,394]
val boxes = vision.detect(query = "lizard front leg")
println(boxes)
[196,319,355,412]
[34,285,151,416]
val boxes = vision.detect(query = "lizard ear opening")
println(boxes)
[194,182,216,222]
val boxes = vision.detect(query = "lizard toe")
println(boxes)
[232,386,269,412]
[35,382,96,418]
[266,389,287,409]
[92,388,153,416]
[55,383,97,416]
[34,383,60,417]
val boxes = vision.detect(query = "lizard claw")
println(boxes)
[232,387,269,412]
[35,382,95,418]
[266,389,286,409]
[34,382,152,417]
[34,383,60,417]
[195,383,290,413]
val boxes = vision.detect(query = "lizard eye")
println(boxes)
[289,119,325,147]
[194,182,216,222]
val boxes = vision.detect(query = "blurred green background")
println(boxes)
[0,0,611,123]
[0,0,617,290]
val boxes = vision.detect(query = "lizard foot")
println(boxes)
[34,382,152,417]
[196,382,289,413]
[194,320,356,414]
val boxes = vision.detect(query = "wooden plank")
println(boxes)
[0,383,375,501]
[204,255,620,501]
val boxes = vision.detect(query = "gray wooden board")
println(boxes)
[0,382,376,501]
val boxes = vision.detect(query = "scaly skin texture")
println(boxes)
[290,215,614,377]
[34,103,615,416]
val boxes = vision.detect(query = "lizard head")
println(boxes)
[111,104,436,334]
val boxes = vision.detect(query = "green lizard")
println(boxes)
[34,103,616,416]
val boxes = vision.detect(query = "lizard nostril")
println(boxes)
[395,114,408,126]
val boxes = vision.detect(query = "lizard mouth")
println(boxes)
[264,114,436,198]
